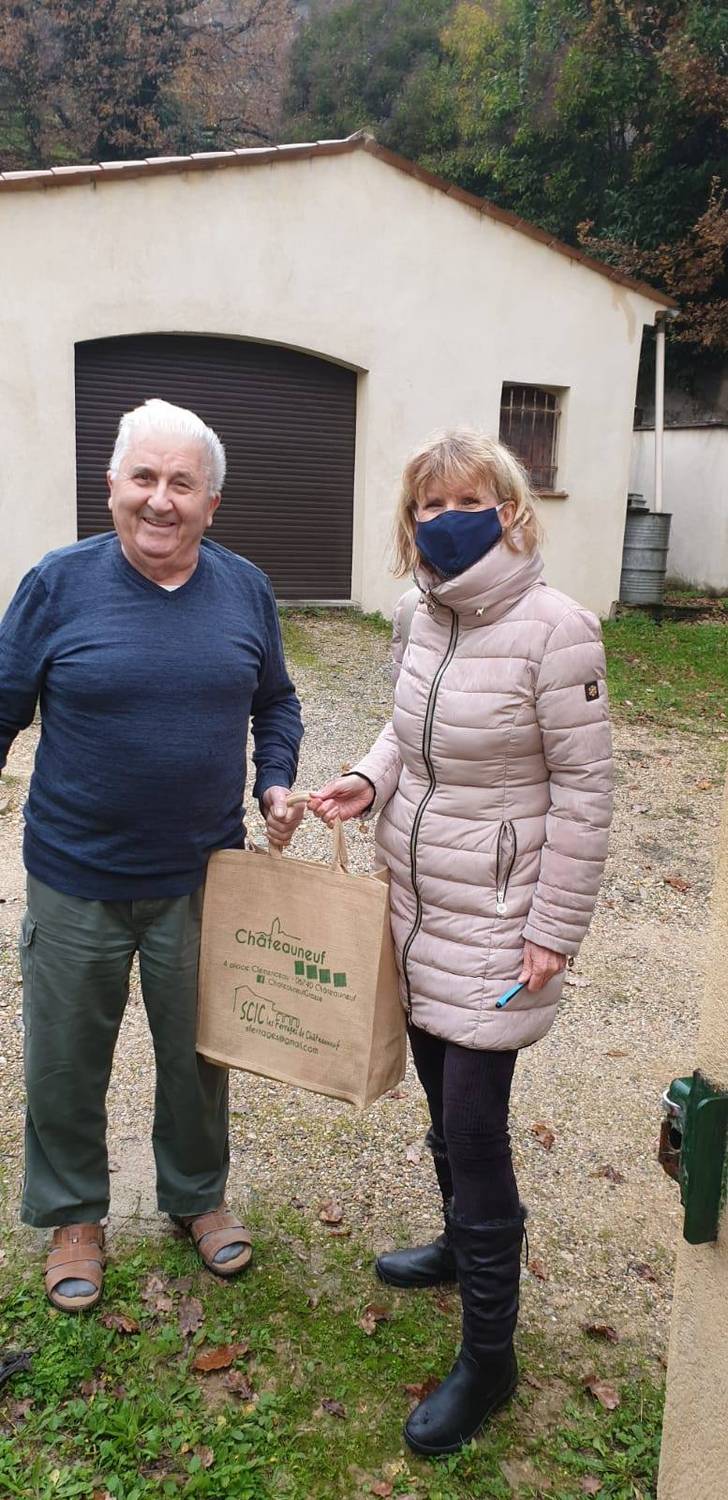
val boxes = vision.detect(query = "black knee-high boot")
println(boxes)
[375,1129,457,1288]
[403,1207,526,1455]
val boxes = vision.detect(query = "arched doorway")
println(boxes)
[75,334,357,600]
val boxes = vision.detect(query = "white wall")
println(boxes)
[630,427,728,592]
[0,148,664,618]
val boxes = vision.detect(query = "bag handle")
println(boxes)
[268,791,349,873]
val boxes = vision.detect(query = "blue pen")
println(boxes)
[495,979,528,1010]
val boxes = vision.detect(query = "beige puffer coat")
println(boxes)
[352,538,614,1049]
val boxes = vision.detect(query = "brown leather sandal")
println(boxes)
[174,1206,252,1278]
[44,1224,105,1313]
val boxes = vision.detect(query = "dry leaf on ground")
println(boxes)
[405,1141,422,1165]
[319,1397,347,1419]
[696,780,712,791]
[100,1313,139,1335]
[583,1374,621,1410]
[531,1121,556,1151]
[358,1303,392,1336]
[604,1049,629,1058]
[592,1164,626,1184]
[580,1479,603,1495]
[318,1199,343,1225]
[664,874,691,893]
[191,1341,249,1373]
[328,1224,352,1238]
[179,1297,204,1337]
[529,1257,549,1281]
[582,1323,620,1343]
[629,1261,659,1283]
[403,1376,440,1401]
[169,1275,194,1295]
[222,1369,254,1398]
[371,1485,393,1498]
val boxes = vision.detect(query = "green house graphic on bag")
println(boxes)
[294,960,347,987]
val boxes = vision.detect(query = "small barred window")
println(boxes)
[499,384,561,491]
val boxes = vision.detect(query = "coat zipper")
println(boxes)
[401,606,460,1012]
[495,819,517,915]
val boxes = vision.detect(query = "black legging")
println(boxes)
[408,1023,519,1224]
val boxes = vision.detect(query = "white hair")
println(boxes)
[109,398,226,494]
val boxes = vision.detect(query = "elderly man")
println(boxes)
[0,398,304,1311]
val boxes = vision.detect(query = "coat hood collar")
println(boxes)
[414,530,544,623]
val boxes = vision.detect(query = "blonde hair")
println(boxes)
[392,429,542,577]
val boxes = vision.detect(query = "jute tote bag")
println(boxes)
[196,802,406,1108]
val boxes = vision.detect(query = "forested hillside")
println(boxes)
[1,0,725,353]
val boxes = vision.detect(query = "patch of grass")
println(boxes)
[602,613,728,734]
[277,614,322,670]
[0,1216,663,1499]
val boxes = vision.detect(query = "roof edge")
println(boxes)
[0,130,676,309]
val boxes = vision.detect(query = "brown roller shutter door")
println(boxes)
[75,334,357,600]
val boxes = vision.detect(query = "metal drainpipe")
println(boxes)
[654,312,666,514]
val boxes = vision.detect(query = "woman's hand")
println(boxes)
[308,774,375,827]
[519,941,567,993]
[262,786,307,850]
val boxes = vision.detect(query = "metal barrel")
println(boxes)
[619,510,672,605]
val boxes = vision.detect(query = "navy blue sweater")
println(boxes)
[0,534,303,899]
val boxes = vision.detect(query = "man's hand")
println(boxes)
[518,941,567,993]
[262,786,306,850]
[308,774,375,827]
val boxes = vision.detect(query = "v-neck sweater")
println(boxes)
[0,533,303,898]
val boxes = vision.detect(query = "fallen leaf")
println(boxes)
[629,1261,659,1284]
[92,1491,114,1500]
[194,1445,214,1470]
[222,1369,254,1398]
[696,780,712,791]
[432,1289,454,1314]
[328,1224,352,1238]
[141,1273,168,1302]
[320,1397,347,1419]
[630,804,649,814]
[179,1297,204,1337]
[191,1341,249,1373]
[583,1374,620,1410]
[371,1485,393,1498]
[318,1199,343,1225]
[582,1322,620,1343]
[169,1275,193,1295]
[358,1303,392,1336]
[522,1372,545,1390]
[580,1479,603,1495]
[79,1377,105,1397]
[604,1049,629,1058]
[529,1257,549,1281]
[664,874,691,893]
[100,1312,139,1335]
[307,1290,321,1309]
[405,1141,422,1165]
[403,1376,440,1401]
[7,1398,33,1423]
[531,1121,556,1152]
[385,1087,406,1099]
[563,974,592,988]
[290,1195,306,1209]
[592,1164,626,1185]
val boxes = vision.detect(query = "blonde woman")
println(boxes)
[309,430,614,1456]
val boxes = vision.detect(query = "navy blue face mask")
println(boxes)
[415,504,506,578]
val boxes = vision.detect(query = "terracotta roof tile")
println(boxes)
[0,132,676,307]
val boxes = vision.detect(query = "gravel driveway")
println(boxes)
[0,611,725,1371]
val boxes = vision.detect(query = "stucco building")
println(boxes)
[0,132,672,616]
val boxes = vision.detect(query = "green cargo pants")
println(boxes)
[20,874,229,1228]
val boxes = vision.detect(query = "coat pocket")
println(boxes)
[495,821,517,916]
